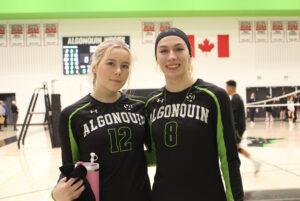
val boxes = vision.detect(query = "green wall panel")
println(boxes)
[0,0,300,19]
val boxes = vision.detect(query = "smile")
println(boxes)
[110,79,122,83]
[166,64,180,69]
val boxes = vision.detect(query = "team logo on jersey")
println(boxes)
[83,112,146,137]
[150,103,210,124]
[157,98,164,103]
[186,93,195,103]
[90,109,98,114]
[124,104,133,111]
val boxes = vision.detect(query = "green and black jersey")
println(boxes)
[145,79,244,201]
[59,93,151,201]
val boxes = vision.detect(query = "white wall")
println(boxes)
[1,17,300,123]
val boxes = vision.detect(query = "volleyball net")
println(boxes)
[246,90,300,108]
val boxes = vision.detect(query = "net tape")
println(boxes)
[246,90,300,108]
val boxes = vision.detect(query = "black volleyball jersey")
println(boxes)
[145,79,244,201]
[59,93,151,201]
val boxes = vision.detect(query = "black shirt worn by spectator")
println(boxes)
[231,94,246,142]
[11,105,18,114]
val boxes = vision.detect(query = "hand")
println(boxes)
[52,177,85,201]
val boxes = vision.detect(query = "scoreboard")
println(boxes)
[62,36,130,75]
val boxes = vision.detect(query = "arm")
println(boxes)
[215,90,244,201]
[52,108,84,201]
[59,108,76,165]
[237,98,246,134]
[144,104,157,167]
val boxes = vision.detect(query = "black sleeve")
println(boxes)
[144,112,152,153]
[231,98,239,127]
[238,99,246,134]
[215,89,244,201]
[59,108,75,165]
[56,107,77,182]
[144,99,157,167]
[234,97,246,134]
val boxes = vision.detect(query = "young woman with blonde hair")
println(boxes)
[52,39,151,201]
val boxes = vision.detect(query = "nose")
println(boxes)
[167,50,176,61]
[115,66,122,75]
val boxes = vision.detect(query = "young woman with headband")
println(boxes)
[145,28,244,201]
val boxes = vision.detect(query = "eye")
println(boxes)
[159,49,168,53]
[175,47,184,51]
[107,62,114,66]
[121,64,129,69]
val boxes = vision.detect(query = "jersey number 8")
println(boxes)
[164,121,178,147]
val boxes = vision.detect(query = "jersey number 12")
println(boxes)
[108,127,132,153]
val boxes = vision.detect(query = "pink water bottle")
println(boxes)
[76,152,100,201]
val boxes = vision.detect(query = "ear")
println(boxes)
[92,64,97,74]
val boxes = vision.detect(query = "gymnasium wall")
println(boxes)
[0,16,300,123]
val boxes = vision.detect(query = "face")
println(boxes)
[156,36,190,79]
[92,48,130,93]
[226,85,233,95]
[251,93,255,98]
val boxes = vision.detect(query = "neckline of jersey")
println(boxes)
[88,92,125,105]
[164,79,201,95]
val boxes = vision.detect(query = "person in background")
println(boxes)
[264,94,274,122]
[52,39,151,201]
[226,80,261,175]
[146,27,243,201]
[3,101,8,127]
[248,92,258,125]
[0,101,5,131]
[296,93,300,121]
[287,96,295,127]
[11,100,19,131]
[279,90,287,121]
[293,94,298,123]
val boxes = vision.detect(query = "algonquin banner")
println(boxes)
[9,24,24,46]
[271,21,285,42]
[142,22,156,43]
[239,21,253,42]
[44,24,58,46]
[287,21,299,42]
[26,24,41,46]
[255,21,268,42]
[0,24,7,47]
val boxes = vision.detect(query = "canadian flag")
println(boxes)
[187,35,195,57]
[198,35,230,58]
[217,35,229,57]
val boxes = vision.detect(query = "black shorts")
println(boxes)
[266,107,272,112]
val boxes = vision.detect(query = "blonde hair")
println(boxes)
[91,39,131,90]
[187,58,194,74]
